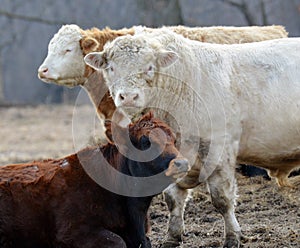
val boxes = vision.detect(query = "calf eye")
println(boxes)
[140,135,151,149]
[110,66,114,72]
[65,49,72,53]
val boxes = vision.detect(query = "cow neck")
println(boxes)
[80,27,136,120]
[82,71,116,120]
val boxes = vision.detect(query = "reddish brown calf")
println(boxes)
[0,113,189,248]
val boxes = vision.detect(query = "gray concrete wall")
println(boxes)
[0,0,299,104]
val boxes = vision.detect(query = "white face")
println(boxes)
[84,35,178,116]
[38,25,86,87]
[105,58,155,110]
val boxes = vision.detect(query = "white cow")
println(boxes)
[38,24,287,122]
[84,29,300,247]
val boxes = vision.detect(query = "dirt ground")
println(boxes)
[0,104,299,248]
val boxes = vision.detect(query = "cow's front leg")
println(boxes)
[206,154,241,248]
[162,183,191,247]
[161,144,205,247]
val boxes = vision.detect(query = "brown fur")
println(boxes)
[79,27,134,120]
[80,27,135,80]
[0,113,185,248]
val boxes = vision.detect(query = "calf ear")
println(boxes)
[157,50,178,68]
[104,120,114,144]
[111,123,132,153]
[104,120,128,147]
[84,52,106,70]
[81,37,100,53]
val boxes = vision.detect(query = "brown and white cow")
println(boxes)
[0,112,189,248]
[37,24,288,125]
[84,28,300,247]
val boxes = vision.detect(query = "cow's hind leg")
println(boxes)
[161,183,191,247]
[207,167,241,248]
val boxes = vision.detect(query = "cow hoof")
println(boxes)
[223,237,240,248]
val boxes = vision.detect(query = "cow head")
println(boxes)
[84,34,178,117]
[105,112,189,179]
[38,24,101,87]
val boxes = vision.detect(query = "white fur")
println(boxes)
[97,29,300,176]
[39,24,287,89]
[87,29,300,246]
[38,24,86,86]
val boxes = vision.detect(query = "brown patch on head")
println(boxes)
[107,111,176,151]
[81,37,100,54]
[80,27,135,56]
[80,26,134,79]
[129,112,190,178]
[129,112,175,143]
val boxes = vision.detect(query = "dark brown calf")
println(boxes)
[0,113,189,248]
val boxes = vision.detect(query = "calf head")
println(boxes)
[106,112,190,179]
[84,34,179,117]
[38,24,102,87]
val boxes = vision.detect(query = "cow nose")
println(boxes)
[174,159,189,171]
[118,92,139,106]
[165,158,190,178]
[38,67,49,78]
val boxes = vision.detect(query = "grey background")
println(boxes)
[0,0,299,104]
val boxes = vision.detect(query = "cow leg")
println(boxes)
[161,183,191,247]
[268,168,295,188]
[207,165,241,248]
[161,152,203,247]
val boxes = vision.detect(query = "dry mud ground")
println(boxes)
[0,104,299,248]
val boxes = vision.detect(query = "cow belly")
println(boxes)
[238,90,300,168]
[238,128,300,169]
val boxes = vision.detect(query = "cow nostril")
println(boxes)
[39,68,49,77]
[133,94,139,101]
[174,159,188,168]
[119,94,125,101]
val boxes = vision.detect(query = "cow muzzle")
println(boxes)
[115,89,145,109]
[117,92,139,106]
[165,157,190,179]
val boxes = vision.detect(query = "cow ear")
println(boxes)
[157,50,178,68]
[104,120,114,144]
[84,52,106,70]
[110,122,129,147]
[81,37,100,53]
[104,120,128,145]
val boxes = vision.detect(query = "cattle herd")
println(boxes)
[0,23,299,248]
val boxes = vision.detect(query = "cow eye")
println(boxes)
[106,65,114,73]
[140,135,151,149]
[65,49,72,53]
[145,65,155,78]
